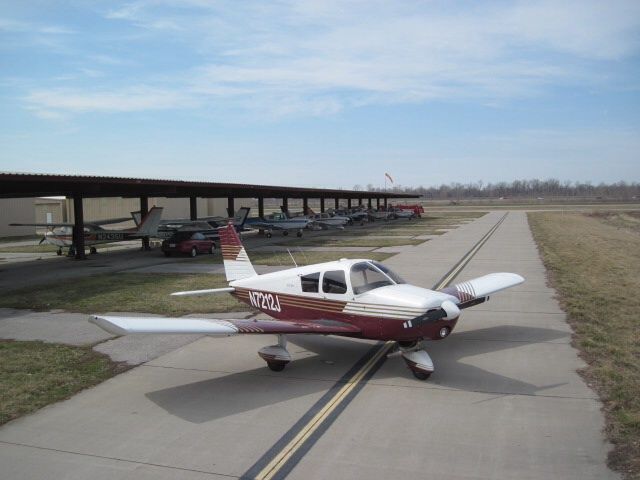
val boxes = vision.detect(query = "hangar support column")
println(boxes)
[347,198,352,209]
[72,194,86,260]
[302,197,308,215]
[258,197,264,218]
[384,197,388,208]
[368,198,372,209]
[320,198,325,213]
[334,198,339,210]
[282,197,289,214]
[227,197,235,217]
[139,196,150,250]
[189,196,198,221]
[358,198,363,206]
[376,198,381,209]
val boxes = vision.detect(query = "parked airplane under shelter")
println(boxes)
[91,221,524,379]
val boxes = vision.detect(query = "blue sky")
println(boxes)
[1,0,639,189]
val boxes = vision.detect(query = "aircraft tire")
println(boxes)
[283,230,289,236]
[296,230,303,237]
[190,247,197,257]
[412,370,431,380]
[266,232,273,238]
[164,251,171,257]
[267,361,286,372]
[90,247,97,254]
[56,249,62,256]
[209,244,216,254]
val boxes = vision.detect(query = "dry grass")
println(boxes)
[0,273,247,315]
[0,340,127,425]
[246,250,393,266]
[0,244,61,253]
[275,237,424,247]
[528,211,640,478]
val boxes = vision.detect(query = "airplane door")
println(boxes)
[320,270,349,301]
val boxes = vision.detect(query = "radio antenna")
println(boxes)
[287,248,298,267]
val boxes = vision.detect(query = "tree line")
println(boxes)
[354,179,640,200]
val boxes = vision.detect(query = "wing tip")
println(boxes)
[89,315,128,335]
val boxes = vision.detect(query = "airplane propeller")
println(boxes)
[39,236,46,245]
[413,299,461,326]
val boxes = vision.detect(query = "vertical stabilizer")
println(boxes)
[219,221,258,281]
[135,207,163,235]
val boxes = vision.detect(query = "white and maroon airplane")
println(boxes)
[91,222,524,379]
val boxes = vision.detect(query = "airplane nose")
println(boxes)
[441,300,460,320]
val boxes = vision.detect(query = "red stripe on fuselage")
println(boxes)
[232,287,457,341]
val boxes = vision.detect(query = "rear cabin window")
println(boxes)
[301,272,320,293]
[322,270,348,294]
[350,262,394,294]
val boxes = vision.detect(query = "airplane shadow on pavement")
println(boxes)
[146,325,569,423]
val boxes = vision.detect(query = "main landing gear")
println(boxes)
[256,336,435,381]
[398,341,434,380]
[258,334,291,372]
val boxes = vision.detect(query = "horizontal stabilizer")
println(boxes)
[90,315,361,336]
[170,287,235,297]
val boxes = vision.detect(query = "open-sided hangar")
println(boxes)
[0,172,414,258]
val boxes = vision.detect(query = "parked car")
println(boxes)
[162,231,217,257]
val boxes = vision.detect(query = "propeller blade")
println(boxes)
[39,236,46,245]
[413,300,462,327]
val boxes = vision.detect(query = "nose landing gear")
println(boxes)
[398,341,434,380]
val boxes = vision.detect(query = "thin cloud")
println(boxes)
[19,0,640,118]
[25,87,195,113]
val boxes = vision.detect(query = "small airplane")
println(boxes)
[11,207,164,256]
[302,207,350,230]
[154,207,251,240]
[90,221,524,379]
[245,211,311,238]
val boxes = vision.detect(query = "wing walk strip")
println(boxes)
[243,213,509,480]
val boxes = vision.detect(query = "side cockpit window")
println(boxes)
[322,270,348,294]
[301,272,321,293]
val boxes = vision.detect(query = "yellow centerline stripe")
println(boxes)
[256,341,394,480]
[253,213,507,480]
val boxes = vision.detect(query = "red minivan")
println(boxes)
[162,232,217,257]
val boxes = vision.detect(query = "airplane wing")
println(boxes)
[91,217,133,226]
[246,221,287,231]
[439,273,524,307]
[90,315,361,336]
[10,217,131,228]
[10,222,74,227]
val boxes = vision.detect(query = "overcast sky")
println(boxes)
[1,1,639,189]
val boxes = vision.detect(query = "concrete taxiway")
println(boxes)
[0,211,617,479]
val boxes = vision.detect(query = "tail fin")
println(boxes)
[135,207,164,236]
[131,211,141,227]
[219,221,257,282]
[233,207,250,228]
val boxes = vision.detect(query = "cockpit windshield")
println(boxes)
[350,261,402,294]
[370,261,406,284]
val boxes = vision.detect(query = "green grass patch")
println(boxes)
[528,211,640,478]
[0,273,247,315]
[0,340,126,425]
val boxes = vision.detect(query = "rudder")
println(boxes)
[219,221,257,282]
